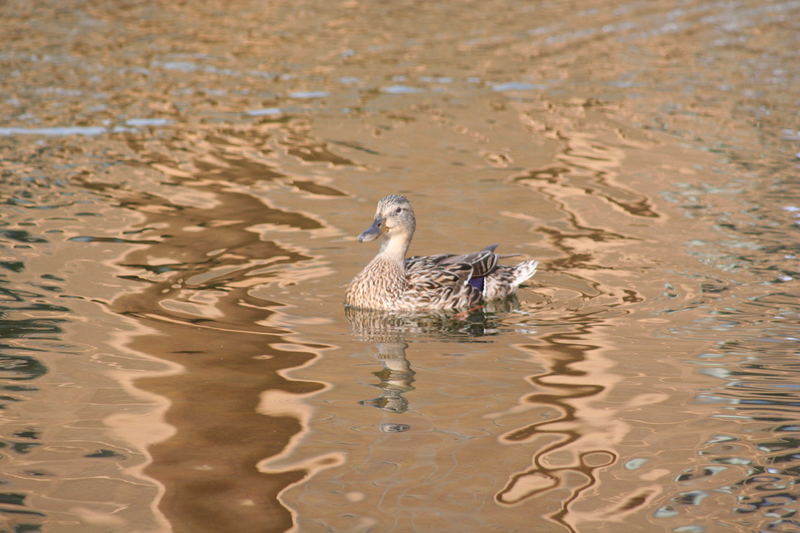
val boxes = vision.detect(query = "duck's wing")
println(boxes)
[405,261,473,290]
[403,260,481,309]
[406,244,499,279]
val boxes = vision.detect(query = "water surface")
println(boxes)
[1,1,799,531]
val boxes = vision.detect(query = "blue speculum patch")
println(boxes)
[468,276,485,292]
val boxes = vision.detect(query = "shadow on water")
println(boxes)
[102,154,333,531]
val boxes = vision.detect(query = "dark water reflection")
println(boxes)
[2,0,800,531]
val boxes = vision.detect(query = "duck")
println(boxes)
[345,194,538,312]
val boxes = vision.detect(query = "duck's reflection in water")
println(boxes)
[266,299,625,532]
[345,304,513,415]
[360,341,415,414]
[345,299,518,341]
[344,301,517,424]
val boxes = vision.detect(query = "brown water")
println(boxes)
[2,1,799,531]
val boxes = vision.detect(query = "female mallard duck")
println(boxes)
[345,194,538,312]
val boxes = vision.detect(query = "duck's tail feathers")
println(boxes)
[512,260,538,288]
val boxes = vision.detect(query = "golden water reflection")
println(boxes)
[253,305,627,532]
[2,0,799,530]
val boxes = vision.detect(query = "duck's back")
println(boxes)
[403,258,482,310]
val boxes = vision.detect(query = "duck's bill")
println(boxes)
[357,218,382,242]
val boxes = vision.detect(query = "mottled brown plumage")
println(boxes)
[345,194,538,312]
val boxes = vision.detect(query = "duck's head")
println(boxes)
[358,194,416,243]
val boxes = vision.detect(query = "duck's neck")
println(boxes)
[378,231,411,263]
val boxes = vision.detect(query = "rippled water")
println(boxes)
[2,1,799,531]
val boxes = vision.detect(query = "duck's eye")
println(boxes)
[395,207,403,214]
